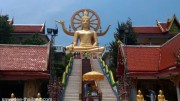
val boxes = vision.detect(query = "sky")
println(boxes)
[0,0,180,46]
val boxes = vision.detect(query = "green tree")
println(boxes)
[109,40,118,70]
[8,36,21,44]
[109,18,137,78]
[22,33,46,45]
[115,18,137,45]
[0,15,13,44]
[65,53,73,65]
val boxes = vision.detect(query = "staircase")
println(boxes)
[63,59,82,101]
[91,59,117,101]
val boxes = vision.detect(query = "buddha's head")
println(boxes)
[159,90,163,95]
[138,90,142,95]
[11,93,15,98]
[81,10,90,29]
[37,92,41,98]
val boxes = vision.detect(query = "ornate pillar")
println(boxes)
[171,75,180,101]
[24,80,41,98]
[129,79,137,101]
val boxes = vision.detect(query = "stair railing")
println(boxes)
[61,57,73,86]
[98,57,120,101]
[60,57,73,100]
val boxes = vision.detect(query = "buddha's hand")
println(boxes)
[56,20,64,25]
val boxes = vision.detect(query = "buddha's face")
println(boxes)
[37,93,41,98]
[138,90,141,94]
[82,19,90,29]
[159,90,163,94]
[11,93,15,98]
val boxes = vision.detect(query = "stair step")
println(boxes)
[64,93,79,96]
[63,58,117,101]
[91,59,117,100]
[63,59,82,101]
[64,96,79,100]
[102,98,117,101]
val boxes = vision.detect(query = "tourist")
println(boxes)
[85,83,91,98]
[146,89,156,101]
[91,85,98,96]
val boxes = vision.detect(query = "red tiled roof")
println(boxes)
[159,23,169,31]
[126,46,160,72]
[124,33,180,72]
[133,15,180,34]
[160,34,180,70]
[12,24,45,33]
[133,27,162,34]
[0,44,50,71]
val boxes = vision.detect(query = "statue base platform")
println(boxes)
[66,46,104,52]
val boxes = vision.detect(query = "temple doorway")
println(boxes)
[0,80,24,99]
[137,79,177,101]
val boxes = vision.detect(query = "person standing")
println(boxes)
[146,89,156,101]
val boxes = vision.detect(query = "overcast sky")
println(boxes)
[1,0,180,46]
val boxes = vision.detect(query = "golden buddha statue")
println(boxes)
[11,93,15,98]
[57,9,110,52]
[136,90,144,101]
[35,92,42,101]
[158,90,166,101]
[9,93,16,101]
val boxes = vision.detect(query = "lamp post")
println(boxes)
[47,27,59,101]
[47,28,58,45]
[47,27,58,81]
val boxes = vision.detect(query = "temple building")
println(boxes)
[0,43,50,98]
[133,15,180,45]
[7,18,49,43]
[102,15,180,101]
[0,18,51,98]
[116,23,180,101]
[121,34,180,101]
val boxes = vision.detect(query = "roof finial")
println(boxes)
[167,17,171,23]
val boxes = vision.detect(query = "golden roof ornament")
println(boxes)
[82,10,90,20]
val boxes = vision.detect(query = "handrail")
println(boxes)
[61,57,73,86]
[99,58,118,87]
[60,57,73,101]
[98,57,120,101]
